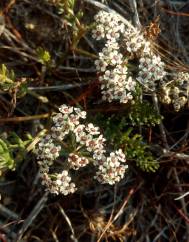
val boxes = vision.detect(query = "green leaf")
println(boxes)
[0,139,15,171]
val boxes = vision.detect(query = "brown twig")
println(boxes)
[0,113,51,123]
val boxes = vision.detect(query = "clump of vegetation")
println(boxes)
[0,133,32,175]
[0,0,189,241]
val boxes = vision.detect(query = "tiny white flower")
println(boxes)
[59,104,73,114]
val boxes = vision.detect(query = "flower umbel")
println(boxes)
[92,10,167,100]
[35,104,128,195]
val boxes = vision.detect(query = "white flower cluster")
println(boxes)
[95,149,128,185]
[137,55,166,90]
[51,105,86,141]
[36,135,61,161]
[99,65,135,103]
[160,72,189,111]
[123,28,151,54]
[68,153,88,170]
[41,170,76,196]
[92,10,167,98]
[92,11,136,103]
[92,11,124,41]
[35,104,128,195]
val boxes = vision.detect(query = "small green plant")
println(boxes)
[36,47,51,65]
[0,133,33,175]
[94,114,159,172]
[128,100,162,126]
[56,0,76,16]
[120,129,159,172]
[54,0,87,49]
[0,64,15,91]
[0,138,15,174]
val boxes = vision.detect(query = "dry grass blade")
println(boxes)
[16,192,49,241]
[58,204,78,242]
